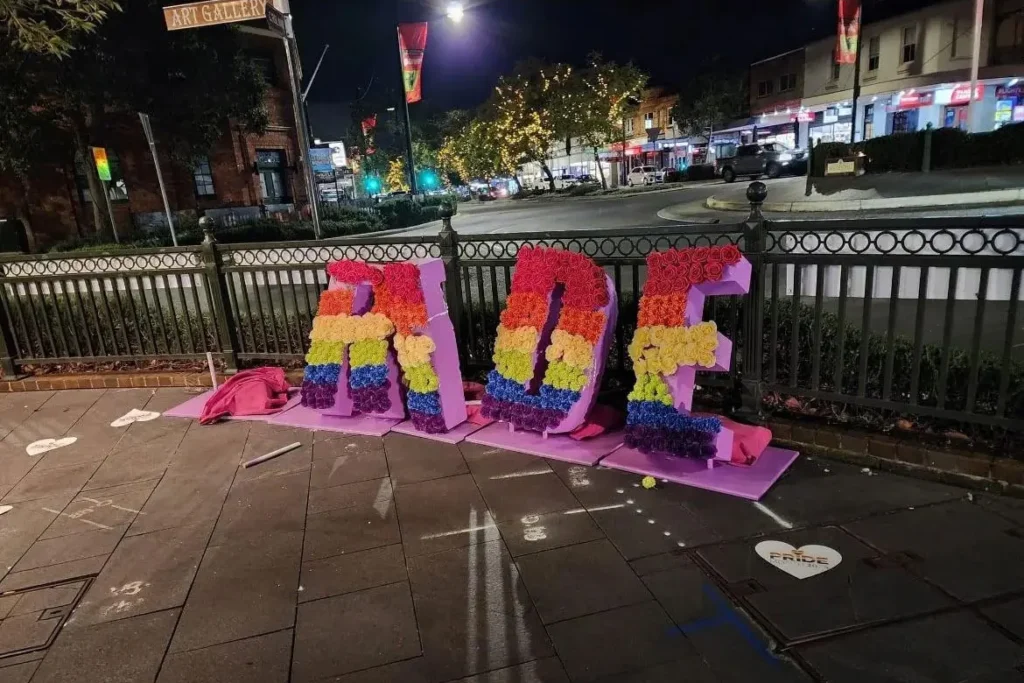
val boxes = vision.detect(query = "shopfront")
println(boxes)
[995,83,1024,129]
[754,113,799,149]
[808,105,853,144]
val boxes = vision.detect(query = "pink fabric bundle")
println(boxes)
[697,413,772,466]
[199,367,292,425]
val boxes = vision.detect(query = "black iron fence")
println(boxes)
[1,186,1022,434]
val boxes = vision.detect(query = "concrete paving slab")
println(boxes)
[844,500,1024,603]
[394,474,501,558]
[1,460,99,505]
[473,465,579,525]
[983,597,1024,640]
[308,477,393,516]
[39,479,159,540]
[170,531,301,653]
[384,433,469,486]
[407,540,552,681]
[127,469,233,537]
[451,658,571,683]
[0,391,54,440]
[496,507,605,558]
[300,544,407,603]
[68,523,212,628]
[12,524,124,573]
[82,436,180,491]
[211,470,309,546]
[590,658,719,683]
[0,556,108,593]
[797,611,1024,683]
[0,660,39,683]
[309,445,389,490]
[31,609,178,683]
[546,601,692,682]
[515,539,651,624]
[292,582,420,682]
[157,629,293,683]
[303,499,401,562]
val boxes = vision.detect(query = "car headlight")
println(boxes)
[778,153,793,162]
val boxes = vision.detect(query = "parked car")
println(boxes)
[554,173,580,190]
[716,143,806,183]
[627,166,658,187]
[654,167,678,183]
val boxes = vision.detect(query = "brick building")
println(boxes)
[0,33,308,251]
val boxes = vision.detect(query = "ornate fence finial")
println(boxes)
[746,181,767,221]
[199,216,215,245]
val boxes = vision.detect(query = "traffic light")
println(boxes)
[419,169,439,190]
[364,176,382,194]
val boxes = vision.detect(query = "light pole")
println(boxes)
[966,0,985,132]
[395,2,464,196]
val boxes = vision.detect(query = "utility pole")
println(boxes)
[396,26,418,196]
[967,0,985,132]
[850,25,863,143]
[138,113,178,246]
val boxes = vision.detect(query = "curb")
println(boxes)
[704,187,1024,213]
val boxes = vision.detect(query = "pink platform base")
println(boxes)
[389,419,486,444]
[464,422,624,466]
[264,404,401,436]
[600,446,799,500]
[163,390,301,422]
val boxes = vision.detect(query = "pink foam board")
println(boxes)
[464,422,623,466]
[418,258,469,431]
[390,419,485,444]
[163,390,300,422]
[265,404,400,436]
[600,445,799,501]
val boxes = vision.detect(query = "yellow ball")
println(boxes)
[641,476,657,489]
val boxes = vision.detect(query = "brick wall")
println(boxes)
[0,40,307,249]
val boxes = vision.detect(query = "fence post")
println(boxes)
[922,123,933,173]
[0,267,19,379]
[437,203,465,363]
[738,181,768,424]
[199,218,240,373]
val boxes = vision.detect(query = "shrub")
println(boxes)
[568,183,601,196]
[684,164,717,181]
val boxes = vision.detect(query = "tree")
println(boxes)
[1,0,120,57]
[386,157,409,193]
[573,54,647,189]
[437,118,502,184]
[1,0,268,238]
[671,60,747,139]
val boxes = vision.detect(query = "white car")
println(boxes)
[627,166,657,187]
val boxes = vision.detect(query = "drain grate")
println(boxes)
[0,577,92,660]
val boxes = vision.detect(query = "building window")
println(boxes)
[779,73,797,92]
[952,16,973,58]
[255,149,289,203]
[625,116,634,135]
[644,112,654,130]
[901,26,917,64]
[193,157,216,197]
[668,110,675,126]
[252,56,277,86]
[868,36,880,70]
[757,79,774,97]
[831,61,842,81]
[74,150,128,203]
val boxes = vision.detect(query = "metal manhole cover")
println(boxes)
[0,578,92,659]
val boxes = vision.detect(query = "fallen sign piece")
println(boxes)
[755,540,843,579]
[464,422,624,466]
[0,505,11,517]
[244,441,302,469]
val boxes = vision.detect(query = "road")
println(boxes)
[405,177,1024,237]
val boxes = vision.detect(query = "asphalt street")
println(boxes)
[405,177,1024,237]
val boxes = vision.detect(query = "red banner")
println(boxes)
[361,115,377,137]
[836,0,861,65]
[398,22,429,104]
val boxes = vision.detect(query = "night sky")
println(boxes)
[292,0,937,135]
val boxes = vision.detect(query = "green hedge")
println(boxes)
[811,122,1024,176]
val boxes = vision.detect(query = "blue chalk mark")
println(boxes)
[666,583,779,666]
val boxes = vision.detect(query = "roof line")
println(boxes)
[750,47,804,66]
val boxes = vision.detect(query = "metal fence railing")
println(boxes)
[1,186,1021,434]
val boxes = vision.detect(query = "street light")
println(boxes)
[446,2,464,23]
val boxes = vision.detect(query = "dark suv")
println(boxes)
[717,143,805,183]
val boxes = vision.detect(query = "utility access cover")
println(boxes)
[0,579,90,659]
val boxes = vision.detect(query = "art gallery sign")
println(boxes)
[163,0,268,31]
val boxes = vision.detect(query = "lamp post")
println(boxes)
[395,2,464,196]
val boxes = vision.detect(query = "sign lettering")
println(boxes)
[163,0,267,31]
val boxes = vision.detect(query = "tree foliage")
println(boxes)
[1,0,120,57]
[670,60,747,138]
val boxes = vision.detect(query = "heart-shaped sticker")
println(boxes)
[755,540,842,580]
[0,505,12,516]
[110,409,161,428]
[26,437,78,457]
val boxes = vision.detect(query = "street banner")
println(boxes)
[361,115,377,137]
[92,147,112,182]
[164,0,267,31]
[398,23,429,104]
[836,0,861,64]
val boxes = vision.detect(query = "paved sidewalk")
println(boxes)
[1,388,1023,682]
[705,167,1024,212]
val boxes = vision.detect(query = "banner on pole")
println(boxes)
[836,0,861,65]
[398,23,429,104]
[92,147,112,182]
